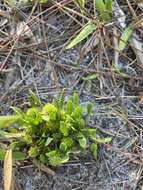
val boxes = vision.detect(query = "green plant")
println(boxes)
[93,0,112,21]
[66,0,113,49]
[119,26,133,51]
[0,91,111,166]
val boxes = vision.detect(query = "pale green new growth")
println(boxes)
[66,21,96,49]
[119,26,133,51]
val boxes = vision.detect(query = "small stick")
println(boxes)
[33,159,55,176]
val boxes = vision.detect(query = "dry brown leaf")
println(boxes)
[4,149,13,190]
[10,21,35,40]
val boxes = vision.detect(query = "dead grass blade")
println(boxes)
[4,149,13,190]
[130,34,143,65]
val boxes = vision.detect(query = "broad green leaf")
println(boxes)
[119,26,133,51]
[0,115,20,128]
[94,0,106,11]
[48,153,69,166]
[45,137,53,146]
[12,151,26,160]
[60,153,70,164]
[60,121,69,136]
[82,74,97,81]
[0,149,25,160]
[105,0,112,12]
[60,137,73,152]
[46,150,68,166]
[66,21,96,49]
[79,136,87,148]
[93,0,111,21]
[60,141,68,152]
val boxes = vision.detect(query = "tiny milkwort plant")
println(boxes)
[0,91,111,166]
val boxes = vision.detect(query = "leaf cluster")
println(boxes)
[19,92,98,165]
[0,91,111,166]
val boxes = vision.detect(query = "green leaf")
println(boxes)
[26,108,42,125]
[60,137,73,152]
[45,137,53,146]
[12,151,26,160]
[94,0,106,12]
[87,128,96,139]
[87,102,93,115]
[42,104,57,121]
[90,143,97,158]
[0,149,6,160]
[77,118,85,128]
[28,147,39,157]
[0,130,24,138]
[94,137,112,143]
[0,115,20,128]
[119,26,133,51]
[46,151,61,166]
[79,136,87,149]
[94,0,111,21]
[72,106,83,118]
[46,150,69,166]
[60,153,70,164]
[60,121,69,136]
[105,0,112,12]
[0,149,25,160]
[66,21,96,49]
[73,92,79,106]
[66,100,73,114]
[82,74,97,81]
